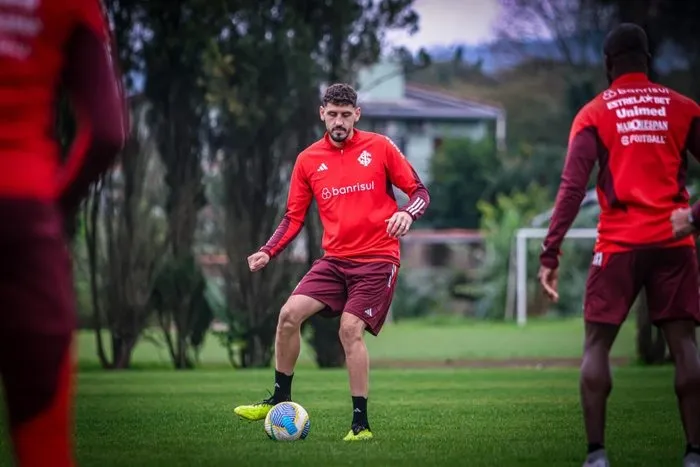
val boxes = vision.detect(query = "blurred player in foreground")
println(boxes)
[538,23,700,467]
[233,83,430,441]
[0,1,127,465]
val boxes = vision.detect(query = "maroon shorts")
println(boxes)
[584,246,700,326]
[0,199,75,335]
[291,257,399,336]
[0,199,76,429]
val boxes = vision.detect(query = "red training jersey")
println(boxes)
[261,129,430,265]
[0,0,125,203]
[541,72,700,268]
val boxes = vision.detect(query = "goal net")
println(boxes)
[508,189,600,326]
[510,227,597,326]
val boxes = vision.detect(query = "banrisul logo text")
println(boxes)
[321,181,375,200]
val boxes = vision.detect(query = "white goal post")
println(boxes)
[514,227,598,326]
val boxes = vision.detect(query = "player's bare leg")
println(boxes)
[339,313,369,397]
[339,312,372,440]
[233,294,324,421]
[659,320,700,466]
[580,321,620,466]
[275,295,325,375]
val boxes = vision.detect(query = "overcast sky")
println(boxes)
[385,0,502,50]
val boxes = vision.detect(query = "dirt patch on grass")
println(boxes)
[371,357,632,369]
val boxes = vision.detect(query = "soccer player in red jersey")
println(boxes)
[234,83,430,440]
[0,0,127,465]
[538,24,700,467]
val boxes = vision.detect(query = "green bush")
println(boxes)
[390,272,440,322]
[471,183,550,319]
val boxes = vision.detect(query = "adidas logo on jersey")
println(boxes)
[317,163,328,172]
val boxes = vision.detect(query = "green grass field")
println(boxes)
[0,318,692,466]
[76,316,639,370]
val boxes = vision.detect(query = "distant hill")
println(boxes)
[422,36,688,75]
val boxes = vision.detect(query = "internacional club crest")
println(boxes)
[357,150,372,167]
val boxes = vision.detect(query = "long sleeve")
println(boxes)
[384,136,430,220]
[56,0,128,211]
[260,158,313,258]
[540,122,599,269]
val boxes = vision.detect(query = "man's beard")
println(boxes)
[330,127,349,142]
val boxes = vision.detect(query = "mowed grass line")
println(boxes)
[0,367,685,467]
[75,317,639,369]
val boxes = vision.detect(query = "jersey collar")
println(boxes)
[611,72,650,86]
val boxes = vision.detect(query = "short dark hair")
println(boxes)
[603,23,650,69]
[322,83,357,107]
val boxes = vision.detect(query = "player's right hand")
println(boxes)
[670,208,697,238]
[247,251,270,272]
[538,266,559,302]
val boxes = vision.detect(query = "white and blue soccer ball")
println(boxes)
[264,401,310,441]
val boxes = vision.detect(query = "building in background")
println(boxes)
[354,61,506,188]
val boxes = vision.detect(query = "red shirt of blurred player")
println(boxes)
[0,2,127,467]
[540,73,700,267]
[0,0,127,209]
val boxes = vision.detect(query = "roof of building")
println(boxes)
[359,84,505,121]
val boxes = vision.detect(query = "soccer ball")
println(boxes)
[264,401,310,441]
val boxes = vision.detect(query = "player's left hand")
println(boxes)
[670,207,697,238]
[385,211,413,238]
[538,266,559,302]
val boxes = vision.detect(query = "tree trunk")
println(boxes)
[85,189,110,369]
[160,306,196,369]
[635,288,667,365]
[176,334,193,369]
[158,312,191,369]
[308,315,346,368]
[111,333,137,369]
[241,334,274,368]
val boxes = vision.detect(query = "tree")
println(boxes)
[472,184,551,319]
[423,138,500,229]
[491,143,572,199]
[306,0,419,83]
[135,1,226,368]
[85,99,169,369]
[151,254,214,368]
[495,0,614,119]
[200,1,317,368]
[102,0,227,368]
[495,0,612,69]
[657,2,700,101]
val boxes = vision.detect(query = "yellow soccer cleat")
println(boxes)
[233,396,276,422]
[343,424,373,441]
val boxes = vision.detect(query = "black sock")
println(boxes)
[587,443,604,454]
[686,444,700,456]
[352,396,368,427]
[273,370,293,402]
